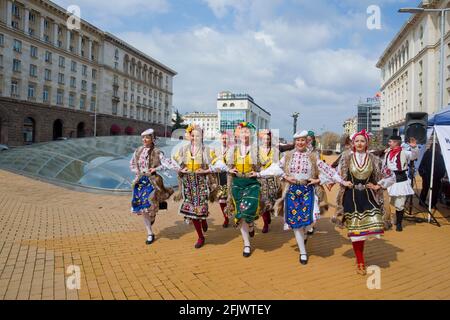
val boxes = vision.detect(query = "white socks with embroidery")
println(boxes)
[143,212,154,236]
[240,221,251,254]
[293,228,307,256]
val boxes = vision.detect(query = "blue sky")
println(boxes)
[54,0,416,139]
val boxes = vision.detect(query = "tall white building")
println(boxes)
[217,91,270,132]
[182,112,219,140]
[0,0,176,145]
[376,0,450,130]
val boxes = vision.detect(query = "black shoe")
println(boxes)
[145,234,155,245]
[307,227,315,236]
[243,246,252,258]
[396,224,403,232]
[299,254,308,265]
[249,226,255,238]
[304,238,308,245]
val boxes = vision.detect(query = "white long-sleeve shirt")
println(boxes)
[278,150,342,184]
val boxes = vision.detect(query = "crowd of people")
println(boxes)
[129,123,422,276]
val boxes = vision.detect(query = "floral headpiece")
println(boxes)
[186,124,203,135]
[351,129,371,151]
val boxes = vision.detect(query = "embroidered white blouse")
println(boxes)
[130,147,180,176]
[277,149,342,184]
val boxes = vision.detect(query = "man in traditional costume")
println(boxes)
[383,135,419,232]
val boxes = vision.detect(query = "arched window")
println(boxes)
[222,103,227,107]
[23,117,35,144]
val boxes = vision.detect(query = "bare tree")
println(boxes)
[319,131,340,150]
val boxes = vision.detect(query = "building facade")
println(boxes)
[357,96,381,133]
[182,111,219,140]
[376,0,450,130]
[0,0,176,146]
[217,91,270,132]
[343,116,357,136]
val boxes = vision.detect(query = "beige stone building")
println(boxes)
[343,116,357,136]
[182,112,219,140]
[376,0,450,129]
[0,0,176,145]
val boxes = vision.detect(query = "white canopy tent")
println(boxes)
[423,107,450,223]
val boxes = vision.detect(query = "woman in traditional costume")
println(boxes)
[225,122,277,257]
[275,130,342,265]
[305,130,329,235]
[258,129,282,233]
[216,131,232,228]
[130,128,177,245]
[172,124,219,249]
[335,129,395,275]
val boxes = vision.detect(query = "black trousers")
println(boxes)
[420,175,442,207]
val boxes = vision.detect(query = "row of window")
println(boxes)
[9,79,96,110]
[4,35,98,78]
[113,103,167,123]
[10,59,97,92]
[114,75,168,98]
[9,3,96,60]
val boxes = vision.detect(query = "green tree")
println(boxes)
[172,110,187,131]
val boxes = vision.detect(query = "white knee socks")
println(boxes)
[240,221,251,254]
[143,212,154,236]
[293,228,307,255]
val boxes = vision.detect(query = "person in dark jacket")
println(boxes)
[419,143,446,209]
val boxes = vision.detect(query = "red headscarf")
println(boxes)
[351,129,370,152]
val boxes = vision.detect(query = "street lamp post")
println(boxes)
[399,6,450,110]
[94,104,97,137]
[292,112,299,135]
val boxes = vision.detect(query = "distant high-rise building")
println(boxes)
[357,95,381,133]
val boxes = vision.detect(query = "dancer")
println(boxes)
[172,124,219,248]
[130,128,177,245]
[226,122,276,257]
[216,131,232,228]
[383,135,419,231]
[335,129,395,275]
[258,129,282,233]
[275,130,342,265]
[306,130,329,235]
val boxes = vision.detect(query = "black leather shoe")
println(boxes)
[243,246,252,258]
[299,254,308,265]
[249,229,255,238]
[396,224,403,232]
[304,238,308,245]
[145,235,155,245]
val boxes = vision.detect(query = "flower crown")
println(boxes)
[186,124,202,134]
[237,122,256,130]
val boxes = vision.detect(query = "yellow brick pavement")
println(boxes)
[1,167,450,300]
